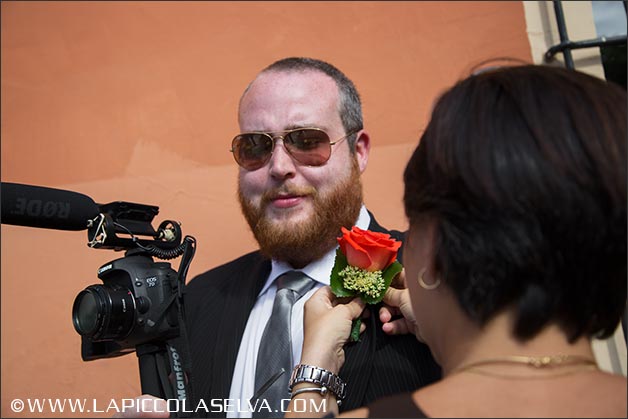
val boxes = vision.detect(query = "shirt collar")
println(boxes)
[258,205,371,297]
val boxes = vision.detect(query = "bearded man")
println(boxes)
[182,57,440,418]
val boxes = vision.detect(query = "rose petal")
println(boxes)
[344,244,373,270]
[339,228,374,270]
[362,246,395,271]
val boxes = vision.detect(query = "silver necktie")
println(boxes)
[253,271,316,418]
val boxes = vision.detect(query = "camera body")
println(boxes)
[71,201,193,361]
[73,253,180,360]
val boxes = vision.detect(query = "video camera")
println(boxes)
[1,183,196,402]
[73,201,194,361]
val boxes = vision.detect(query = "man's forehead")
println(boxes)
[239,69,341,129]
[251,69,337,92]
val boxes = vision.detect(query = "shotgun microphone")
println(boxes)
[1,182,100,231]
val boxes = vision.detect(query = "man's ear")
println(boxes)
[354,130,370,173]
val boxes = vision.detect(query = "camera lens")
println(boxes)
[73,291,99,335]
[72,285,136,341]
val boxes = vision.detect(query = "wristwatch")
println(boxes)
[288,364,347,401]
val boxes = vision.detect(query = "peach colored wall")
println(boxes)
[1,2,531,417]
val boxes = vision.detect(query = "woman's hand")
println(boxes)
[379,269,419,336]
[300,286,366,374]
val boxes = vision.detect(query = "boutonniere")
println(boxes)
[330,226,403,341]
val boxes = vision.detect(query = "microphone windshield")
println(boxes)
[1,182,100,231]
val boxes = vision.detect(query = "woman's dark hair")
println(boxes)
[404,65,627,342]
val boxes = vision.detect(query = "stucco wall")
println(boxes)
[1,2,533,417]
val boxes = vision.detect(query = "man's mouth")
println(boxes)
[269,194,306,209]
[261,185,317,210]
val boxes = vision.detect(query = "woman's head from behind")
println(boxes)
[404,65,626,345]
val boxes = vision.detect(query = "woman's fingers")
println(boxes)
[382,318,412,335]
[382,286,407,309]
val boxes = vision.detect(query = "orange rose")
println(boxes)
[337,226,401,272]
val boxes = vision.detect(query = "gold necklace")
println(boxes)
[451,354,598,379]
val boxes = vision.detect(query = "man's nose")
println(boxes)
[268,138,296,179]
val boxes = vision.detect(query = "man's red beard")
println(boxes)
[238,161,363,268]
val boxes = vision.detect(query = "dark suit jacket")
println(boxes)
[181,215,441,417]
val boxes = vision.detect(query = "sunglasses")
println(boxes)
[230,127,360,171]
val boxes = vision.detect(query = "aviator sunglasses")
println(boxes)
[230,127,360,171]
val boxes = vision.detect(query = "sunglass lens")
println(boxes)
[285,129,331,166]
[233,134,273,170]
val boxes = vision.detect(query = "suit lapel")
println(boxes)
[338,304,376,410]
[210,256,271,401]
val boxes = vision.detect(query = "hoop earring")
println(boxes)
[418,268,441,290]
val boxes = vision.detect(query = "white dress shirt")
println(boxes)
[226,206,371,418]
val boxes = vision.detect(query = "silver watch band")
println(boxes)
[288,364,347,400]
